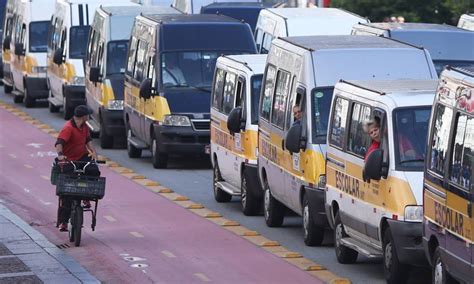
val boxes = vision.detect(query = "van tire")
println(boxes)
[4,84,12,94]
[24,87,35,108]
[383,227,410,284]
[151,137,167,169]
[63,97,73,120]
[99,118,114,149]
[126,127,141,158]
[241,169,259,216]
[432,247,454,284]
[213,161,231,202]
[334,212,358,264]
[13,94,23,104]
[263,183,284,227]
[303,194,324,246]
[49,101,60,113]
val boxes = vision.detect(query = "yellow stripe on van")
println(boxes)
[64,62,76,82]
[24,55,38,74]
[300,149,325,184]
[101,81,114,105]
[3,50,11,63]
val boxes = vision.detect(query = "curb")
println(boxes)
[0,101,351,284]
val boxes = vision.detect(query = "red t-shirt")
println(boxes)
[365,141,380,161]
[56,120,91,160]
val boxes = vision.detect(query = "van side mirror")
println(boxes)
[285,123,304,153]
[14,43,25,56]
[227,107,245,134]
[89,66,101,83]
[3,36,11,50]
[53,48,64,65]
[139,78,152,100]
[363,149,383,182]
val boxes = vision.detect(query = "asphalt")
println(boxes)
[0,203,98,283]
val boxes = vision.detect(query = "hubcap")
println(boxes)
[335,223,343,247]
[303,205,309,238]
[241,176,247,208]
[127,130,132,149]
[434,259,443,284]
[264,189,270,219]
[213,165,219,195]
[384,242,393,269]
[152,140,157,157]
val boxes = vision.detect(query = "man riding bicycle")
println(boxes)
[55,105,100,231]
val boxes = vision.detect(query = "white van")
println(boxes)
[172,0,259,14]
[46,0,131,119]
[84,5,177,148]
[254,8,368,54]
[2,0,18,93]
[9,0,54,107]
[258,35,437,246]
[351,22,474,75]
[210,54,266,215]
[325,80,437,283]
[458,13,474,31]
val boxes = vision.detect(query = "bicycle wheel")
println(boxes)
[68,206,75,242]
[74,206,83,247]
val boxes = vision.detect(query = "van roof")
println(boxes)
[283,35,416,51]
[100,5,168,17]
[144,13,244,24]
[220,54,267,74]
[340,79,437,107]
[202,2,270,8]
[357,22,468,32]
[262,8,367,36]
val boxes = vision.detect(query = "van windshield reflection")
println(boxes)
[69,26,90,59]
[106,40,128,75]
[29,21,49,52]
[311,87,333,144]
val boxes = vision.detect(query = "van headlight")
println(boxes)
[32,66,47,74]
[107,100,123,110]
[72,76,85,85]
[162,115,191,127]
[404,206,423,222]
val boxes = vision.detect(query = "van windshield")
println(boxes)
[69,26,90,59]
[434,60,474,75]
[161,51,240,91]
[106,40,128,75]
[311,87,334,144]
[251,74,263,124]
[29,21,49,52]
[393,106,431,171]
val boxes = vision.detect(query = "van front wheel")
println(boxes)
[432,247,454,284]
[213,161,231,202]
[303,194,324,246]
[151,137,168,169]
[383,227,410,284]
[263,183,284,227]
[334,212,358,264]
[241,169,259,216]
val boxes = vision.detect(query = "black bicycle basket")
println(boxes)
[56,174,106,199]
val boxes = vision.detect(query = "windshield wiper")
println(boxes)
[399,159,424,164]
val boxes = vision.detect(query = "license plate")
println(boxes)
[204,145,211,154]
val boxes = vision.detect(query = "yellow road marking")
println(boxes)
[130,231,144,238]
[161,250,176,258]
[8,154,16,158]
[24,164,33,169]
[104,216,117,222]
[194,273,211,282]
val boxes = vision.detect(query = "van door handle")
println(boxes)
[281,139,285,151]
[468,202,472,218]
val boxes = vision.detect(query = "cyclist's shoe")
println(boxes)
[59,223,68,232]
[83,200,91,208]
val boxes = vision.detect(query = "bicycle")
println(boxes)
[51,159,106,247]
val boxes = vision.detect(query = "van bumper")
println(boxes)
[25,77,48,99]
[100,107,125,137]
[387,219,427,267]
[64,85,86,106]
[306,186,329,228]
[153,125,210,155]
[244,163,263,199]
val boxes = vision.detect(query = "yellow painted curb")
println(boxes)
[205,212,222,218]
[305,265,326,271]
[144,181,160,186]
[187,204,204,209]
[131,175,146,179]
[260,241,280,247]
[278,252,303,258]
[107,162,120,167]
[243,231,259,236]
[173,196,189,201]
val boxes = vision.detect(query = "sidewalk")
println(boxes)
[0,203,98,284]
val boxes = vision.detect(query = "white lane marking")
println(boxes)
[8,154,17,158]
[161,250,176,258]
[130,232,144,238]
[40,175,49,180]
[39,199,51,206]
[0,145,4,148]
[119,253,130,256]
[30,151,57,158]
[23,188,30,193]
[26,143,43,149]
[24,164,33,169]
[194,273,211,282]
[104,215,116,222]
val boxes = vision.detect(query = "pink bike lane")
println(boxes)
[0,107,322,283]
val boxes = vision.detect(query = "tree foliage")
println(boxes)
[330,0,473,25]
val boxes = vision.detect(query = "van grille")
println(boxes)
[192,120,210,131]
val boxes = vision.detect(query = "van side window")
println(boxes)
[429,104,453,175]
[223,72,237,114]
[330,97,349,148]
[126,37,138,77]
[449,113,473,189]
[347,103,372,157]
[212,68,226,112]
[147,55,156,89]
[271,70,290,128]
[261,33,273,54]
[97,42,104,71]
[255,28,263,52]
[134,40,148,82]
[260,65,277,121]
